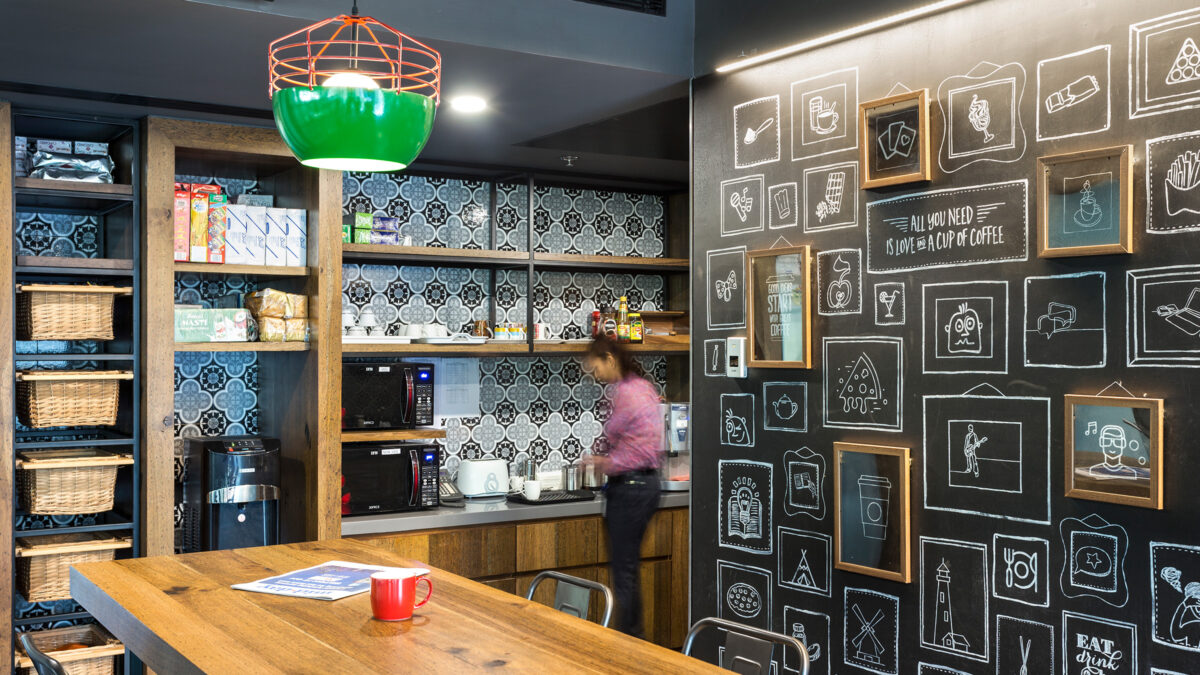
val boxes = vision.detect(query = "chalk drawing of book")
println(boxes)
[728,486,763,539]
[1155,287,1200,336]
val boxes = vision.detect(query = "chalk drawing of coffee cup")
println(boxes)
[809,96,839,136]
[773,394,799,421]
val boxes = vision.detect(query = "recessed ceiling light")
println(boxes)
[450,95,488,113]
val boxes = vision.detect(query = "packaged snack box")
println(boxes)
[189,192,210,262]
[224,203,249,264]
[174,189,190,262]
[244,205,268,265]
[174,308,249,342]
[207,194,228,264]
[285,208,307,267]
[264,207,288,267]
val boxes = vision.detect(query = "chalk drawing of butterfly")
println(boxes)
[715,270,737,302]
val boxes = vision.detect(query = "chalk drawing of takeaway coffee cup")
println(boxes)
[772,394,799,421]
[857,475,892,540]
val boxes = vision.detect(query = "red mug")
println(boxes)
[370,569,433,621]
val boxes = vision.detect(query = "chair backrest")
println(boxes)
[524,570,614,628]
[18,633,68,675]
[683,617,811,675]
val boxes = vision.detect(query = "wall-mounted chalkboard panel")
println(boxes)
[691,2,1200,673]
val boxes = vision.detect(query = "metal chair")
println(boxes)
[18,633,68,675]
[683,617,811,675]
[524,570,615,628]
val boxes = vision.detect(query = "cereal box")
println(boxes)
[207,194,228,264]
[174,189,191,262]
[189,192,210,263]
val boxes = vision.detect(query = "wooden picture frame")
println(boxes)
[834,442,912,583]
[859,89,932,189]
[747,245,812,368]
[1037,145,1133,258]
[1064,394,1163,509]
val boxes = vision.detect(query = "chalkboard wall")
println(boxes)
[690,2,1200,673]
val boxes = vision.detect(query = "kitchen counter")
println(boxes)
[341,490,689,536]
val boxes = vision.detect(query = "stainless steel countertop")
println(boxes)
[341,490,690,536]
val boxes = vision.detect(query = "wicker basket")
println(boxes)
[15,624,123,675]
[15,533,132,602]
[16,370,133,429]
[17,448,134,515]
[16,284,132,341]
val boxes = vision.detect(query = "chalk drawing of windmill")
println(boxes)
[851,604,885,665]
[933,559,971,653]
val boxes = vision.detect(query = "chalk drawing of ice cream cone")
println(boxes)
[968,94,995,143]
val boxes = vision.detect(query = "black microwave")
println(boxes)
[342,362,434,430]
[342,443,440,515]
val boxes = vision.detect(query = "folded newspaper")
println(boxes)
[232,560,428,601]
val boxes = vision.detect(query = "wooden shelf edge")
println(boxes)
[532,252,689,269]
[342,243,530,265]
[342,342,529,354]
[174,262,310,277]
[15,256,134,271]
[174,342,309,352]
[342,428,447,442]
[14,177,134,197]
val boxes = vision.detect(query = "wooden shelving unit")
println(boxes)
[174,262,310,277]
[341,428,448,442]
[342,342,528,356]
[532,252,689,273]
[341,243,529,268]
[144,118,342,555]
[174,341,310,352]
[2,104,143,671]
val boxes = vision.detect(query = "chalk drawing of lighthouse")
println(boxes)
[933,559,971,653]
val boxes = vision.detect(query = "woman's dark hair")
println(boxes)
[587,335,643,378]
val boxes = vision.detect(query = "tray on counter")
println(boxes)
[506,489,597,505]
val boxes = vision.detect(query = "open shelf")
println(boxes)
[342,428,447,442]
[341,243,530,269]
[174,341,309,352]
[533,336,689,355]
[15,519,135,538]
[532,252,689,273]
[13,611,94,627]
[14,429,135,450]
[15,256,135,277]
[15,353,135,362]
[14,177,135,213]
[174,262,310,277]
[342,342,529,356]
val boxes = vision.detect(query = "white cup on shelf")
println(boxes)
[422,324,449,338]
[404,323,425,338]
[522,480,542,501]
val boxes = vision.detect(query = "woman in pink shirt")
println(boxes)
[584,336,663,637]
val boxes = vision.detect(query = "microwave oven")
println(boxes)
[341,443,440,515]
[342,361,434,430]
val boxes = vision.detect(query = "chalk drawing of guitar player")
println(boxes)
[962,424,988,478]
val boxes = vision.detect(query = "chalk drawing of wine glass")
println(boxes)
[968,93,995,143]
[809,95,840,136]
[715,270,737,303]
[826,254,853,310]
[729,187,754,222]
[878,289,900,318]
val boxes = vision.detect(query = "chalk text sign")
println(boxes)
[866,180,1028,273]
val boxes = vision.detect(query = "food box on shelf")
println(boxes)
[285,208,307,267]
[174,308,250,342]
[244,205,268,265]
[207,194,228,264]
[264,207,288,266]
[174,189,190,262]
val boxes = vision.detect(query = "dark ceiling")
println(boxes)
[0,0,695,188]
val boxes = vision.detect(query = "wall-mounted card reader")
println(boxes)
[726,337,747,378]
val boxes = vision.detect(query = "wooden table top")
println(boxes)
[70,539,723,674]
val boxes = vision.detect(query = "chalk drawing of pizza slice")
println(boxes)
[837,354,881,414]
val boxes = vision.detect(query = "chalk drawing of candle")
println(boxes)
[968,94,995,143]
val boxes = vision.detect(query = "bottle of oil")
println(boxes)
[629,312,643,344]
[616,296,630,343]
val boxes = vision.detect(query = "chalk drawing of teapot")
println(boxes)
[773,394,799,421]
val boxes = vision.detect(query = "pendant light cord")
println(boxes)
[350,1,360,70]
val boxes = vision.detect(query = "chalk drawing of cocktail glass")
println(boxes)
[878,289,900,318]
[858,475,892,540]
[967,94,995,143]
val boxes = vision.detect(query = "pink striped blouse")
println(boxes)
[603,374,663,474]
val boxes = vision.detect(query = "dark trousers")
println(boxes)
[603,473,660,637]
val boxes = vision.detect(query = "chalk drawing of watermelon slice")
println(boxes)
[837,354,881,414]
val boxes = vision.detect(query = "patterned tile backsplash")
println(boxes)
[170,171,670,546]
[15,212,100,257]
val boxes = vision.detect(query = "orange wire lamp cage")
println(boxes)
[269,7,442,172]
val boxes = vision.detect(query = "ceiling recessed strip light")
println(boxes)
[715,0,978,74]
[268,2,442,172]
[450,96,488,113]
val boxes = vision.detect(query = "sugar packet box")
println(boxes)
[224,203,249,264]
[285,208,307,267]
[264,207,288,267]
[372,215,400,233]
[243,205,268,265]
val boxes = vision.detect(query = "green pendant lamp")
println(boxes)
[268,2,441,172]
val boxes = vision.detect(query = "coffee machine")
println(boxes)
[660,403,690,491]
[184,436,281,551]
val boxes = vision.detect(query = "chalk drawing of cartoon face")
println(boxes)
[945,302,983,354]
